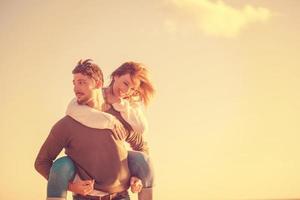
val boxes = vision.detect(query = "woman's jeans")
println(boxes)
[47,151,154,198]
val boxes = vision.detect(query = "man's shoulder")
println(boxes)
[55,115,74,124]
[54,115,112,133]
[51,115,76,130]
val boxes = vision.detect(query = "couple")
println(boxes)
[35,59,155,200]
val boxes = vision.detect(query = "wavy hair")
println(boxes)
[110,62,155,106]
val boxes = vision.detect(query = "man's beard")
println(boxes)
[77,97,90,105]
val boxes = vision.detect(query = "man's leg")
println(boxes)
[114,196,130,200]
[128,151,154,200]
[72,193,130,200]
[47,156,75,200]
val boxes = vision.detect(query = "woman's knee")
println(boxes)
[128,151,154,187]
[128,151,150,166]
[51,156,75,178]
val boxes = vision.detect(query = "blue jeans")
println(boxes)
[72,194,130,200]
[47,156,75,198]
[47,151,154,198]
[127,151,154,188]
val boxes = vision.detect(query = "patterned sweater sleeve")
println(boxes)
[126,130,149,155]
[112,99,148,136]
[66,98,116,130]
[112,100,150,154]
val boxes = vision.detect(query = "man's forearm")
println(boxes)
[34,155,51,180]
[34,124,65,179]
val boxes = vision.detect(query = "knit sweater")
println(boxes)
[66,98,149,154]
[34,115,130,193]
[66,98,148,138]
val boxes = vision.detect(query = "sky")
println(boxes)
[0,0,300,199]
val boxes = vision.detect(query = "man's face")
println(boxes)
[113,73,140,98]
[73,73,99,104]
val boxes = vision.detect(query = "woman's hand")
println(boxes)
[112,119,127,140]
[130,176,143,193]
[68,179,94,196]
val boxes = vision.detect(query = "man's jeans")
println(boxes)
[47,151,154,199]
[72,193,130,200]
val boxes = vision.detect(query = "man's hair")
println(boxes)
[72,59,104,85]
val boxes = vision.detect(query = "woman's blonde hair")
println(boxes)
[110,61,155,106]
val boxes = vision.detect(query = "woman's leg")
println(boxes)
[47,156,76,200]
[128,151,154,200]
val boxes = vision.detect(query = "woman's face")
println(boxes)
[112,73,140,99]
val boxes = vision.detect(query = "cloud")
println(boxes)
[168,0,272,37]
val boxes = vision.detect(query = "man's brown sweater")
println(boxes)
[35,106,148,193]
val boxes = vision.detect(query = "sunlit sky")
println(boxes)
[1,1,300,199]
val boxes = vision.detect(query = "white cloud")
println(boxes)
[168,0,272,37]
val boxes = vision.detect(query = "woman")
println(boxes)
[48,62,155,200]
[103,61,155,199]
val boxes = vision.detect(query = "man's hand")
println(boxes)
[68,179,94,196]
[130,176,143,193]
[112,120,127,140]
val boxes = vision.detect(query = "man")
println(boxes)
[35,59,144,200]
